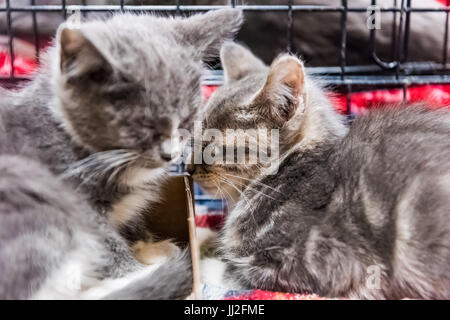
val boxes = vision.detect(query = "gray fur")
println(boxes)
[0,10,242,299]
[102,250,193,300]
[191,43,450,299]
[0,155,192,299]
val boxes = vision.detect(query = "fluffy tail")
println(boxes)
[102,249,193,300]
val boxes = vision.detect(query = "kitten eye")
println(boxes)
[120,75,132,83]
[88,67,109,83]
[108,91,130,102]
[179,117,193,130]
[152,133,163,141]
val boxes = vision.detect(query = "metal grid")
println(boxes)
[1,1,450,111]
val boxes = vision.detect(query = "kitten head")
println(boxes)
[188,42,307,200]
[53,9,243,168]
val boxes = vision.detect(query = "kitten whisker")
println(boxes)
[221,173,281,202]
[223,172,282,194]
[62,149,139,187]
[215,178,236,204]
[212,180,226,202]
[228,177,280,202]
[213,179,236,217]
[216,176,260,227]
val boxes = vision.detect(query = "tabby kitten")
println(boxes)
[190,42,450,299]
[0,9,243,299]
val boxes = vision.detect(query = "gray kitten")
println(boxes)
[190,43,450,299]
[0,9,243,298]
[0,155,191,299]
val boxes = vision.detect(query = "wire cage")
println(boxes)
[1,1,449,108]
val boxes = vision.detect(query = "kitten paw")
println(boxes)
[133,239,181,265]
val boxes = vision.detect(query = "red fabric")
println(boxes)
[0,51,36,76]
[201,85,218,101]
[332,85,450,115]
[224,290,330,300]
[195,214,224,230]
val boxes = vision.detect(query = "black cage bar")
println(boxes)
[1,1,449,110]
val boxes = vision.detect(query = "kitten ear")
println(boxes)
[58,26,111,82]
[254,55,306,126]
[174,9,243,61]
[220,42,266,83]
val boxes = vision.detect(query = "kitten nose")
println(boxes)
[160,139,176,162]
[160,152,173,162]
[186,163,195,175]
